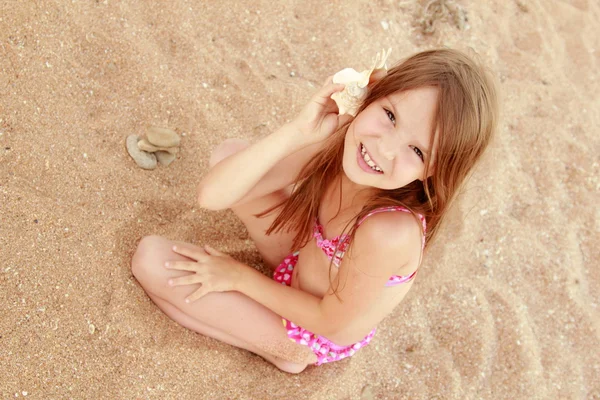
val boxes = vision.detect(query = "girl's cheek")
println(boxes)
[392,155,421,183]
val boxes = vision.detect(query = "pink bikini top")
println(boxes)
[313,206,427,287]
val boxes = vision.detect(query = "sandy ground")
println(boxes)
[1,0,599,399]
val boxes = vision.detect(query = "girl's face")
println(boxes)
[342,87,438,190]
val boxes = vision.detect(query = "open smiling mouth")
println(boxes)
[358,143,383,173]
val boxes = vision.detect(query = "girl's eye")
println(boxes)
[411,145,424,162]
[384,108,396,124]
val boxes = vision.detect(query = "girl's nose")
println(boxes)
[377,136,399,161]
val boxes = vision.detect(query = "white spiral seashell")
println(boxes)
[330,48,392,117]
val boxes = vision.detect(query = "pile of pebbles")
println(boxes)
[126,127,181,170]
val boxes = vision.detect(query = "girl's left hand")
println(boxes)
[164,244,244,303]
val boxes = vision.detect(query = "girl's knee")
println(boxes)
[131,235,166,279]
[209,138,250,168]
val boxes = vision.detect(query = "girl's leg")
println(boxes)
[145,292,307,373]
[209,139,296,271]
[131,235,318,372]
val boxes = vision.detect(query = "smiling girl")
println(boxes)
[131,49,498,373]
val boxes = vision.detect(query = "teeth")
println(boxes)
[360,144,382,172]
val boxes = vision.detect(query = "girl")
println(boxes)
[131,49,498,373]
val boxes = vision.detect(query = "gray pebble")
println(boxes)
[126,134,157,170]
[156,151,176,166]
[147,126,180,148]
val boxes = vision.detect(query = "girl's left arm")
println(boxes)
[167,245,330,334]
[239,211,422,340]
[167,212,420,340]
[238,267,330,334]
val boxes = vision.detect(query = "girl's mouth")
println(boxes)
[357,143,383,174]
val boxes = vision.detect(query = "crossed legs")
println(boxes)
[130,139,317,373]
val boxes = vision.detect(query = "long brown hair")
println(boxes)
[260,49,498,265]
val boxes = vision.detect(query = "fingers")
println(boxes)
[171,244,204,260]
[164,260,199,272]
[203,244,223,256]
[164,263,210,302]
[172,244,210,262]
[323,82,346,97]
[167,273,203,287]
[165,244,227,303]
[185,287,208,303]
[314,82,345,105]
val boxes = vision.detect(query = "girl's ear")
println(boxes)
[369,68,387,84]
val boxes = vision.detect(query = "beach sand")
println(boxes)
[1,1,599,398]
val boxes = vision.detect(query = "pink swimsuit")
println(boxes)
[272,206,426,365]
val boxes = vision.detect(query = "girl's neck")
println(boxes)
[322,173,375,219]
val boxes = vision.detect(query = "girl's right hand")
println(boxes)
[289,77,352,145]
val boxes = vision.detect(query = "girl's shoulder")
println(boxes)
[357,206,426,232]
[357,208,424,243]
[354,206,425,263]
[348,208,424,277]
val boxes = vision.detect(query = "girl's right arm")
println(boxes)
[197,124,319,210]
[197,78,346,210]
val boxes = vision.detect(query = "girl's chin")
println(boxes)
[342,157,377,188]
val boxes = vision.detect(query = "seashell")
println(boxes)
[330,48,392,117]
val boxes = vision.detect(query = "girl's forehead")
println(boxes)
[384,88,439,127]
[386,86,439,106]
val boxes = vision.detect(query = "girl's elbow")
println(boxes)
[198,198,226,211]
[322,323,367,347]
[320,322,352,347]
[197,186,226,211]
[196,186,210,209]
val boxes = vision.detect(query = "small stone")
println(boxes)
[156,151,176,166]
[89,324,95,334]
[137,139,179,155]
[147,126,180,147]
[126,135,157,170]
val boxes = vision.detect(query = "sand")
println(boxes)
[1,0,599,399]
